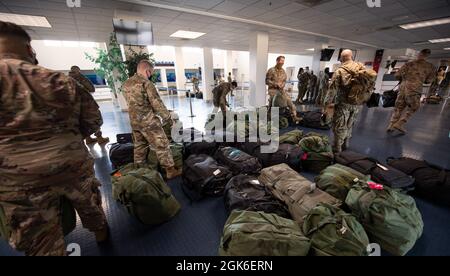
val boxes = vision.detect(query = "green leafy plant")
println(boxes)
[85,33,127,94]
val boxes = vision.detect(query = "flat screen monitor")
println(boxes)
[113,18,154,46]
[320,49,335,61]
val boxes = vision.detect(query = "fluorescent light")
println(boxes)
[43,40,61,47]
[400,17,450,30]
[0,12,51,28]
[170,30,205,39]
[79,42,98,48]
[429,38,450,43]
[62,41,79,47]
[306,48,315,51]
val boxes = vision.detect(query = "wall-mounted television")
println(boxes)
[113,19,154,46]
[320,49,335,61]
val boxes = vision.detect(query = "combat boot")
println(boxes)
[165,166,182,180]
[386,123,395,133]
[97,136,110,145]
[95,225,110,243]
[85,136,97,145]
[393,123,407,135]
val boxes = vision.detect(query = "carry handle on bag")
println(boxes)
[117,133,133,144]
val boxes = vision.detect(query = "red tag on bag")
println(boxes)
[367,181,384,190]
[301,152,308,161]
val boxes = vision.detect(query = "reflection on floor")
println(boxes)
[1,94,449,256]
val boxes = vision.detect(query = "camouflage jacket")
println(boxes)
[213,82,233,103]
[326,61,365,105]
[266,66,287,91]
[69,71,95,93]
[297,72,310,86]
[122,74,171,127]
[0,55,102,188]
[395,59,436,95]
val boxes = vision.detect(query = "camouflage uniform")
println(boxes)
[306,73,318,102]
[390,60,436,129]
[296,71,310,102]
[326,61,366,153]
[212,82,233,113]
[122,74,175,168]
[0,55,107,256]
[266,66,297,117]
[192,77,200,93]
[69,70,106,140]
[316,72,330,106]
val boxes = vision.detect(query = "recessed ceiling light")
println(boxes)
[0,12,51,28]
[444,48,450,50]
[170,30,205,39]
[429,38,450,43]
[400,17,450,30]
[306,48,315,51]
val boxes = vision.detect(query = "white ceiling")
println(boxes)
[1,0,449,57]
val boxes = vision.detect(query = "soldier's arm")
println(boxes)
[265,70,276,88]
[145,82,171,122]
[77,81,103,137]
[324,70,341,105]
[425,66,437,84]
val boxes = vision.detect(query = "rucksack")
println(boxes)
[259,164,341,225]
[299,111,331,130]
[224,175,291,219]
[182,154,233,199]
[345,181,424,256]
[1,196,77,240]
[302,204,370,256]
[111,164,181,225]
[382,89,398,108]
[214,147,262,175]
[219,210,311,256]
[366,93,381,108]
[335,151,415,191]
[183,141,218,159]
[195,92,203,99]
[387,157,450,206]
[147,143,183,174]
[279,130,304,145]
[299,135,334,174]
[116,133,133,144]
[341,65,377,105]
[257,144,303,171]
[315,164,369,201]
[109,142,134,169]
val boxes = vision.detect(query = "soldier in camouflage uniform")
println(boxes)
[325,50,365,153]
[306,70,319,103]
[69,65,110,145]
[0,22,108,256]
[122,60,181,180]
[387,49,436,134]
[316,68,330,106]
[212,81,238,114]
[266,56,301,122]
[192,76,200,94]
[295,67,310,104]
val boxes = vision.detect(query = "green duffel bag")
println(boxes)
[279,130,304,145]
[219,210,311,256]
[279,117,289,129]
[303,203,370,256]
[0,197,77,240]
[112,164,181,225]
[315,164,370,201]
[299,135,334,173]
[148,143,184,172]
[345,181,424,256]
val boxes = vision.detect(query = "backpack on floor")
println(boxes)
[302,204,370,256]
[214,147,262,175]
[182,154,233,199]
[255,144,303,171]
[147,143,183,172]
[195,92,203,99]
[341,66,377,105]
[366,93,381,108]
[219,210,311,256]
[111,164,181,225]
[109,142,134,169]
[315,164,370,201]
[387,157,450,206]
[335,151,415,191]
[116,133,133,144]
[183,141,218,160]
[259,164,341,225]
[299,135,334,174]
[279,130,304,145]
[345,181,424,256]
[299,111,331,130]
[224,175,290,219]
[382,89,398,108]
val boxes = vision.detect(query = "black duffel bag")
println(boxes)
[336,151,415,191]
[214,147,262,175]
[299,110,331,130]
[224,175,291,219]
[382,85,399,108]
[109,142,134,169]
[183,141,218,160]
[182,154,233,199]
[387,157,450,206]
[366,93,381,108]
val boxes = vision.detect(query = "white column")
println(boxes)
[249,32,269,107]
[160,68,168,88]
[174,47,185,96]
[201,47,214,102]
[224,50,234,78]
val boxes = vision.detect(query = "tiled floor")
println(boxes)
[1,93,449,256]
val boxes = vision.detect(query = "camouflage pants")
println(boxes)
[296,85,308,102]
[306,85,317,102]
[213,97,227,114]
[269,90,297,117]
[0,159,107,256]
[332,103,360,153]
[132,119,175,169]
[390,91,421,127]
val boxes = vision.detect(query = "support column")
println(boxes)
[224,50,234,79]
[160,68,168,88]
[249,32,269,107]
[201,47,214,102]
[174,46,186,96]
